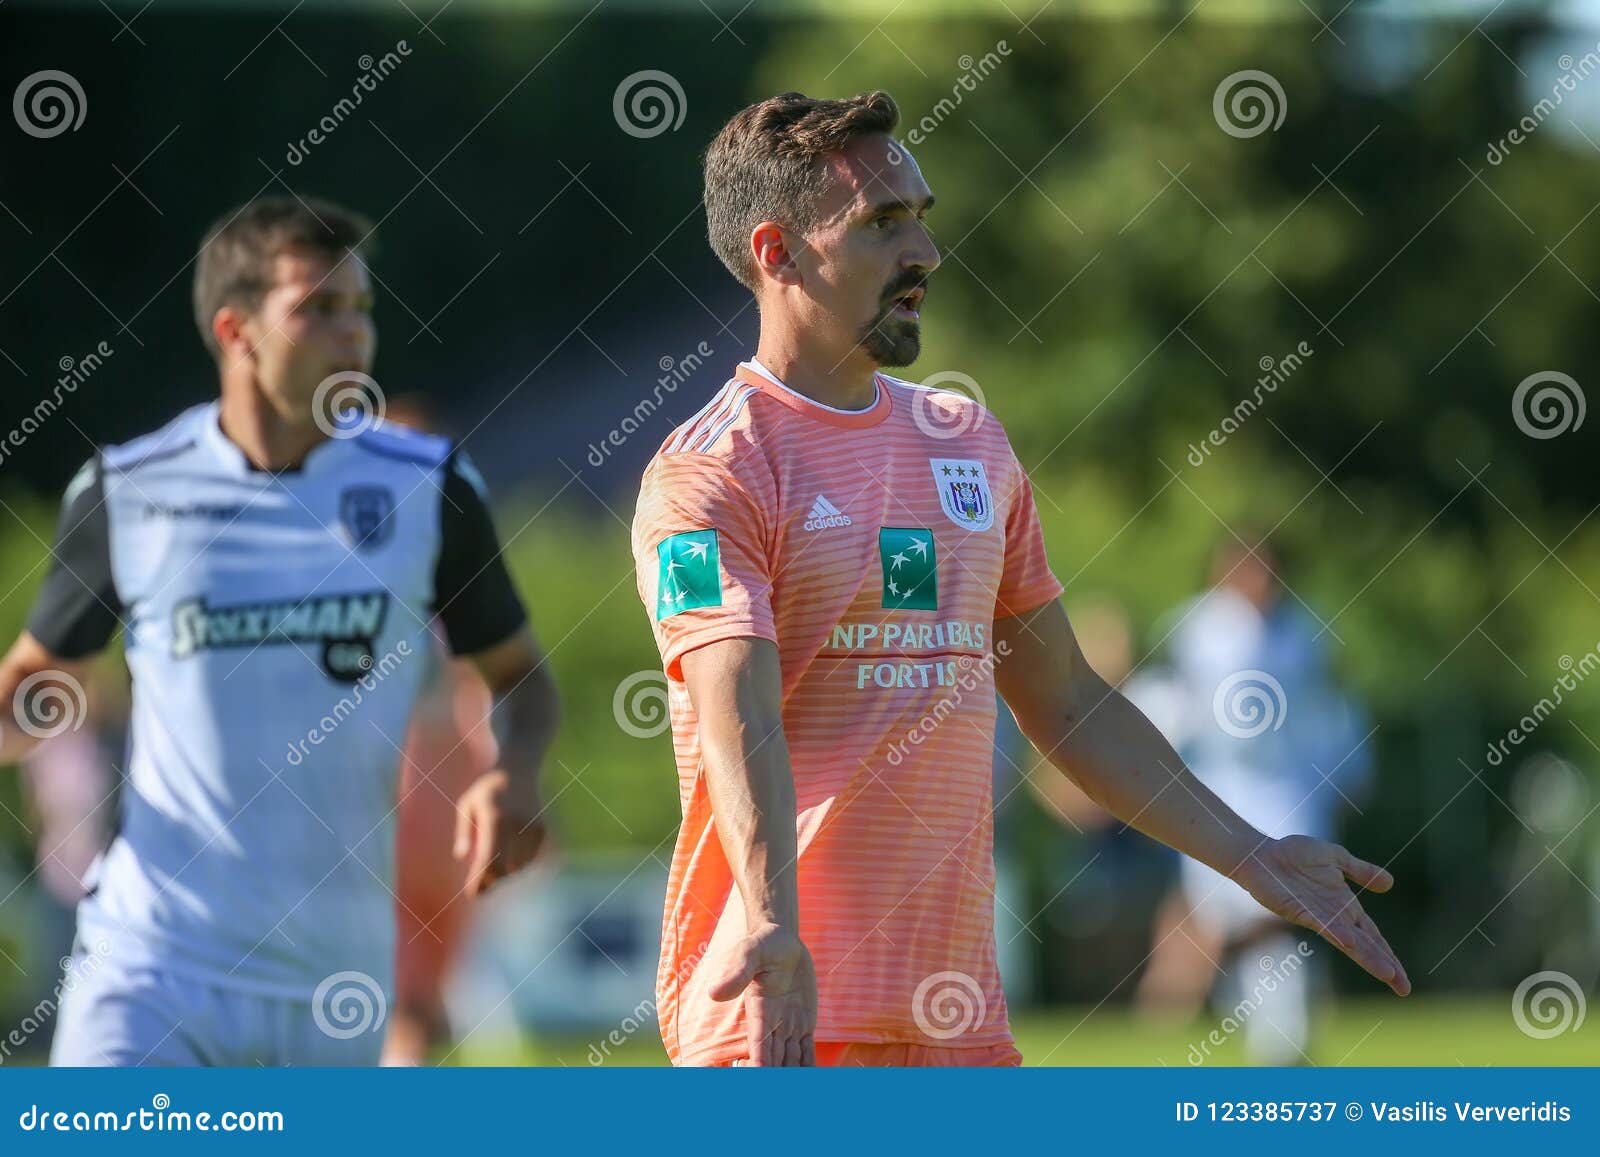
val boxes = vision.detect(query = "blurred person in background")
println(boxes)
[1132,538,1374,1065]
[0,198,556,1066]
[379,394,506,1067]
[1017,600,1188,1003]
[5,663,130,1049]
[20,663,129,942]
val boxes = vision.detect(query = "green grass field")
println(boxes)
[448,997,1595,1067]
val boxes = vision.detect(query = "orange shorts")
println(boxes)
[724,1041,1022,1067]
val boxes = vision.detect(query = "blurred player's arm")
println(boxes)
[993,598,1410,996]
[433,450,560,895]
[2,455,119,763]
[679,636,816,1067]
[0,634,99,764]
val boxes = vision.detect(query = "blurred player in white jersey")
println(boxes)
[0,197,559,1066]
[1135,539,1373,1064]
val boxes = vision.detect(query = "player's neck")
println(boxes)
[216,381,329,472]
[752,338,878,412]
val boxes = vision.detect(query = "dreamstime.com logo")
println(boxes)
[1212,669,1287,739]
[13,70,86,138]
[1188,942,1315,1065]
[1213,70,1286,139]
[4,668,88,745]
[613,670,670,738]
[311,970,387,1040]
[1511,970,1587,1039]
[909,371,987,440]
[912,971,987,1040]
[894,42,1013,149]
[312,371,385,439]
[285,40,412,165]
[613,70,686,139]
[0,939,113,1065]
[1186,340,1313,467]
[1512,371,1585,439]
[587,339,714,467]
[1510,966,1587,1043]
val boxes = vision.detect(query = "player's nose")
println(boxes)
[905,223,940,275]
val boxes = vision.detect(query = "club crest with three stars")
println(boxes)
[929,458,994,532]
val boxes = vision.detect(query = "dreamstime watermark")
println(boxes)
[1187,942,1314,1064]
[585,941,708,1065]
[0,939,112,1065]
[1511,970,1587,1039]
[4,668,89,747]
[285,41,412,165]
[0,341,114,468]
[613,70,686,139]
[283,639,412,767]
[311,970,387,1040]
[892,42,1012,149]
[614,670,669,739]
[1511,371,1585,439]
[912,970,987,1040]
[908,370,987,441]
[17,1095,284,1133]
[1485,646,1600,767]
[1212,669,1287,739]
[1213,70,1286,138]
[1488,46,1600,165]
[885,641,1011,767]
[13,70,85,139]
[312,370,385,438]
[1186,340,1312,466]
[587,340,714,467]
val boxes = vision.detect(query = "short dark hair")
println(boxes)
[192,195,373,356]
[703,90,900,290]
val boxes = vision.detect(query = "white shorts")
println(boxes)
[1180,854,1278,941]
[50,950,385,1067]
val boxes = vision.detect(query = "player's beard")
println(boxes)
[858,300,921,367]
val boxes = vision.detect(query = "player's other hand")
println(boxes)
[453,769,548,896]
[1237,834,1411,997]
[709,922,817,1066]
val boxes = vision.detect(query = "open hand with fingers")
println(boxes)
[710,923,818,1066]
[1235,834,1411,996]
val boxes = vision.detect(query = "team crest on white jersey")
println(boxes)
[929,458,994,531]
[339,485,395,551]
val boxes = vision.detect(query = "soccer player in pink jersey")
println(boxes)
[630,91,1409,1068]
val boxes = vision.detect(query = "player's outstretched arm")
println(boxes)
[681,636,817,1067]
[993,600,1411,997]
[0,632,97,764]
[453,626,560,895]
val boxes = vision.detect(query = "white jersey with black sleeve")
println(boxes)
[24,400,527,999]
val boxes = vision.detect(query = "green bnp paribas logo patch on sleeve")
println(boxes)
[656,529,723,620]
[880,527,937,610]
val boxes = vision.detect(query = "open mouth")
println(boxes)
[888,286,925,319]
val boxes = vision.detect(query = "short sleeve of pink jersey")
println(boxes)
[995,460,1065,618]
[632,454,778,680]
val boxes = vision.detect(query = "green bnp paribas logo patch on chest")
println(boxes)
[657,529,722,620]
[879,527,937,610]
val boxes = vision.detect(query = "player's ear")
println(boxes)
[750,222,802,288]
[211,305,254,361]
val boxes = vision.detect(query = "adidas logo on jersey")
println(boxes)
[803,495,853,532]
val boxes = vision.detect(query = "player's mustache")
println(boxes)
[880,274,930,308]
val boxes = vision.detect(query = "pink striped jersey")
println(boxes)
[631,359,1063,1065]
